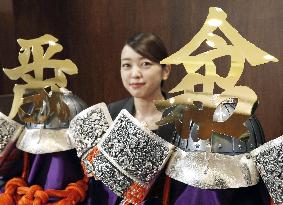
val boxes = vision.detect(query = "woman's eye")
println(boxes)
[121,63,131,69]
[141,61,152,67]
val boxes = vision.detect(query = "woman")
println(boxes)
[86,32,174,205]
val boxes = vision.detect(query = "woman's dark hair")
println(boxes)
[125,32,168,67]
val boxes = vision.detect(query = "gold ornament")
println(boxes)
[156,7,278,140]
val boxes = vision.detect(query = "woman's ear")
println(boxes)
[162,64,172,80]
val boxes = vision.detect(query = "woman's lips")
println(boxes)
[129,83,145,89]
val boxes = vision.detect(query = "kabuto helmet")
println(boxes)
[16,88,87,154]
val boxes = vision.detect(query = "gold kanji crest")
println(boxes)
[3,34,78,120]
[156,7,278,140]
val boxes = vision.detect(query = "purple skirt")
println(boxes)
[9,149,270,205]
[85,172,270,205]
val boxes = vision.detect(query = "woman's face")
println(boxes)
[120,45,170,100]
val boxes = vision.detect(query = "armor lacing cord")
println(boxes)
[86,147,100,162]
[162,176,171,205]
[0,152,29,205]
[122,183,148,205]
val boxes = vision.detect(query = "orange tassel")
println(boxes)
[15,177,88,205]
[0,150,90,205]
[0,152,29,205]
[0,193,14,205]
[17,184,49,205]
[46,177,89,204]
[0,177,27,205]
[33,189,49,205]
